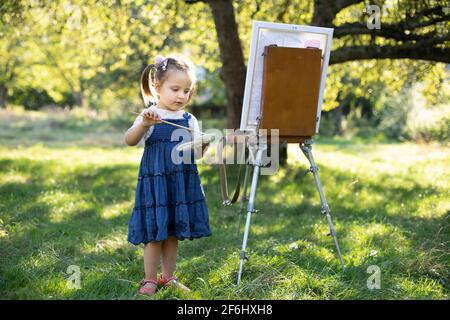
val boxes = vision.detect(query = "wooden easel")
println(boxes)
[228,46,345,285]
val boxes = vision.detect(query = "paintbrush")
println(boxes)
[130,111,208,135]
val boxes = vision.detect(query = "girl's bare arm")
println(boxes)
[124,121,150,146]
[124,109,161,146]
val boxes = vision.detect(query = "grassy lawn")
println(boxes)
[0,109,448,299]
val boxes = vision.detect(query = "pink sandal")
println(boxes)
[138,279,158,296]
[159,274,190,292]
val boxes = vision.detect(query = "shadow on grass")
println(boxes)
[196,162,449,298]
[0,149,448,299]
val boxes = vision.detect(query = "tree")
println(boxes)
[0,0,31,108]
[186,0,246,129]
[186,0,449,128]
[1,0,225,112]
[0,28,20,108]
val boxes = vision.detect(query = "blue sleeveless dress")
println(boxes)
[128,112,211,244]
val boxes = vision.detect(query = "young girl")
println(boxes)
[125,55,211,297]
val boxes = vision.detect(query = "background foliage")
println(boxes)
[1,0,448,142]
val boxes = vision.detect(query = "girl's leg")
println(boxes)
[143,241,162,281]
[161,236,178,278]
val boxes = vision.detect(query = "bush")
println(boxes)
[405,103,450,143]
[317,111,336,137]
[377,88,412,140]
[9,87,77,110]
[319,86,449,144]
[377,87,449,143]
[10,87,56,110]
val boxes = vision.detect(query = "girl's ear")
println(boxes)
[154,82,161,93]
[187,86,196,103]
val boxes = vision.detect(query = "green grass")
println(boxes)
[0,108,448,299]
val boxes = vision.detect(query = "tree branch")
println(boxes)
[330,36,450,64]
[401,5,448,29]
[250,0,263,19]
[335,0,365,12]
[334,22,449,41]
[334,5,449,39]
[312,0,365,26]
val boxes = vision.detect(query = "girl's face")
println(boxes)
[155,70,194,111]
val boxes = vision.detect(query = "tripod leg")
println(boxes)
[237,148,263,285]
[300,140,345,271]
[236,163,252,237]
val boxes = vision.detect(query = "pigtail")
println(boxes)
[140,64,158,107]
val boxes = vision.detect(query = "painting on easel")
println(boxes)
[240,21,334,136]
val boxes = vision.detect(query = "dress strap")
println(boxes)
[183,112,191,120]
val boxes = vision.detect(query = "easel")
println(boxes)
[220,45,345,285]
[233,124,345,285]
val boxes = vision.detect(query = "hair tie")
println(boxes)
[154,55,168,71]
[154,55,165,64]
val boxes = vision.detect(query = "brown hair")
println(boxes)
[140,55,197,107]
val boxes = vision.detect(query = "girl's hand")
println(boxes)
[140,109,161,127]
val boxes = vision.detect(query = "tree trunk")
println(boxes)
[73,91,83,108]
[333,104,343,135]
[311,0,337,26]
[1,58,16,109]
[207,0,246,129]
[0,85,7,108]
